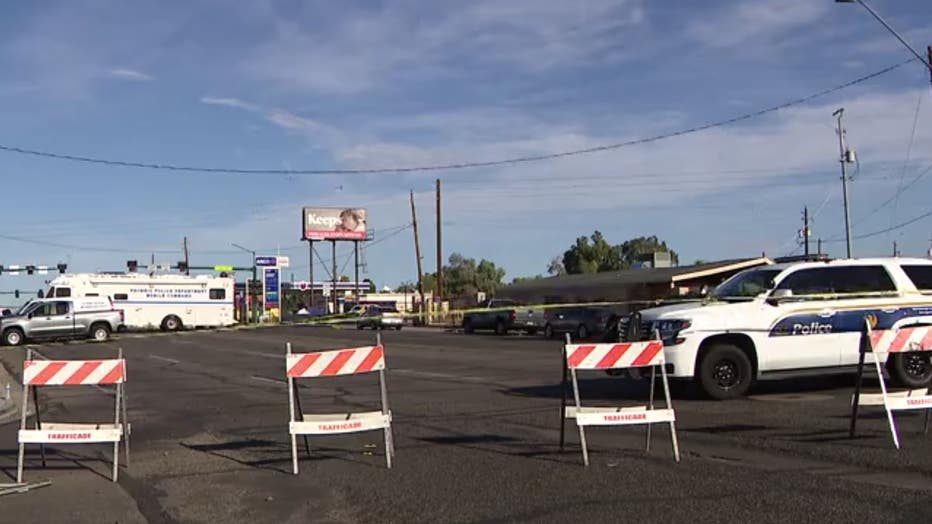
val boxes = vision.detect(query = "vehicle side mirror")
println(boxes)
[766,289,792,306]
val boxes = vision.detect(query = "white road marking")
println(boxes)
[251,375,287,386]
[392,369,491,383]
[148,355,181,365]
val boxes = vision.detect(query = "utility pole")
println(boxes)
[801,206,811,257]
[928,45,932,86]
[893,240,899,257]
[818,238,823,257]
[833,108,854,259]
[183,237,191,275]
[436,179,443,303]
[410,190,425,323]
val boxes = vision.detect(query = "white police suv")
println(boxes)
[635,258,932,399]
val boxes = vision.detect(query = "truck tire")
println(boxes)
[888,352,932,389]
[495,320,507,336]
[544,324,554,339]
[698,344,753,400]
[463,319,474,334]
[3,328,24,347]
[90,323,111,342]
[162,315,183,332]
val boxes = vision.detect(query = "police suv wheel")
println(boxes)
[495,320,506,336]
[698,344,752,400]
[544,324,554,339]
[3,328,24,347]
[889,352,932,389]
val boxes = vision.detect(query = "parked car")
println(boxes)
[543,307,615,340]
[629,257,932,399]
[461,299,543,335]
[1,297,125,346]
[356,305,404,331]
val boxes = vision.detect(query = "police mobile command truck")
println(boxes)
[46,273,235,331]
[633,258,932,399]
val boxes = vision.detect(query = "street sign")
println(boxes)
[255,256,277,267]
[214,265,234,272]
[277,256,290,268]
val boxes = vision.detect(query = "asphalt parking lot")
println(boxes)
[1,326,931,523]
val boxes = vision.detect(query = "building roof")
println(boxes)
[501,257,773,296]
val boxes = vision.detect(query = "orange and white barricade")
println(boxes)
[560,332,680,466]
[850,320,932,448]
[286,334,394,474]
[16,348,130,483]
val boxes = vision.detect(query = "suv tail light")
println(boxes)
[510,311,516,321]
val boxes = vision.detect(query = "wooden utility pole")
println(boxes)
[834,108,854,259]
[183,236,190,275]
[436,179,443,301]
[410,191,425,322]
[817,238,823,257]
[331,240,338,314]
[802,206,810,257]
[928,45,932,85]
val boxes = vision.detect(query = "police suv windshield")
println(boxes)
[712,268,782,300]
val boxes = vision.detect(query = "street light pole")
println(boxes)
[232,243,257,323]
[836,0,932,76]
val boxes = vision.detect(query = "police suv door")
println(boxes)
[766,268,843,370]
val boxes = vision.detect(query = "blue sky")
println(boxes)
[0,0,931,299]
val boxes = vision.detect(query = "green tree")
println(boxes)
[395,281,417,293]
[618,235,679,268]
[562,231,621,274]
[547,257,566,276]
[423,253,506,297]
[560,232,679,274]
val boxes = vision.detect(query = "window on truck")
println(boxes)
[776,266,896,297]
[902,265,932,292]
[113,293,128,301]
[55,287,71,297]
[30,303,53,317]
[54,302,71,316]
[209,288,226,300]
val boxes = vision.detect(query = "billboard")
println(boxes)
[302,207,368,240]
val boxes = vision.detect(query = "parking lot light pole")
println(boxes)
[232,243,257,323]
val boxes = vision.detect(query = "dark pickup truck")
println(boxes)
[461,299,543,335]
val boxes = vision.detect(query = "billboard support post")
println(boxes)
[354,240,360,302]
[331,240,338,315]
[307,240,314,310]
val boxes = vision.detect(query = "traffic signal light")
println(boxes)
[14,290,19,299]
[127,260,138,272]
[26,265,35,275]
[177,261,188,273]
[0,265,4,275]
[57,263,67,274]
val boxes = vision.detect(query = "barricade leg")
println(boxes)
[646,365,656,454]
[121,383,131,467]
[112,370,121,482]
[924,410,930,435]
[379,368,393,469]
[559,334,570,451]
[661,364,680,463]
[16,380,29,484]
[873,352,900,449]
[570,368,589,466]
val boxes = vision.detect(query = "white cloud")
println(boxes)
[687,0,829,49]
[108,68,154,81]
[200,96,259,111]
[266,110,317,130]
[244,0,648,94]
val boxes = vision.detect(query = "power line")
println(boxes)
[823,205,932,243]
[0,60,911,176]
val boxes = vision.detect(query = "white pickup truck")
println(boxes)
[633,258,932,399]
[0,297,125,346]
